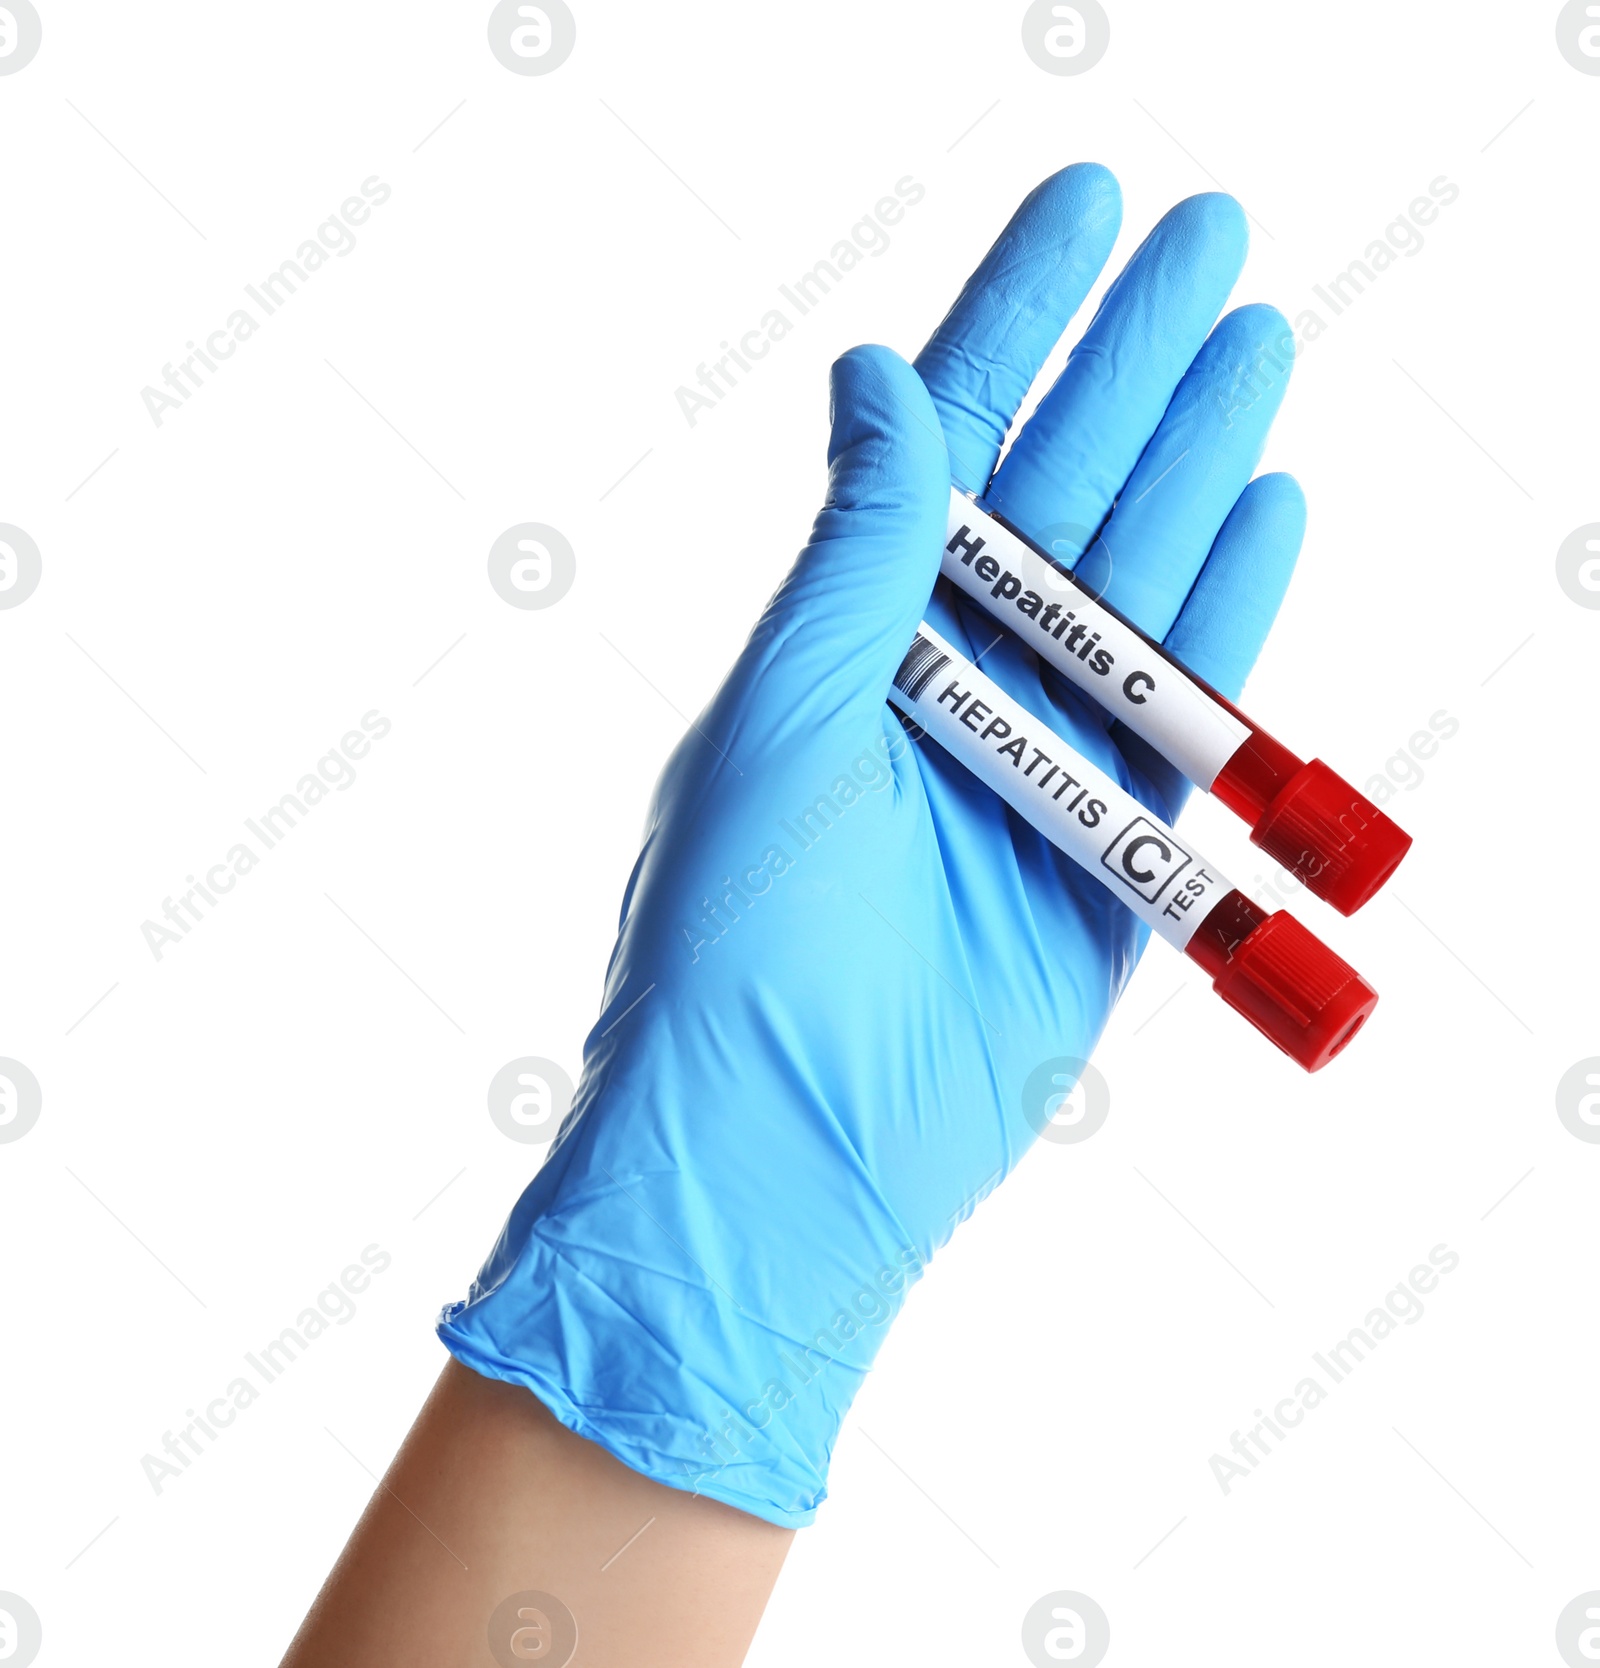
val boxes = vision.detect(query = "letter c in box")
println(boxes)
[1100,816,1192,903]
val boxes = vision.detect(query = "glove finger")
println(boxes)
[733,343,949,742]
[1116,470,1307,818]
[1160,468,1306,699]
[983,193,1248,549]
[1074,303,1296,642]
[913,162,1122,495]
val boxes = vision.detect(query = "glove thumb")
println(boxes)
[739,344,950,738]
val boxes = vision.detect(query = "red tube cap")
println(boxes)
[1210,910,1378,1072]
[1251,759,1412,916]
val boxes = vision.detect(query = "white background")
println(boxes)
[1,2,1596,1664]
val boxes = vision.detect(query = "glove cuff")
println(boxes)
[436,1222,914,1527]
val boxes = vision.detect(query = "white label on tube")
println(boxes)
[940,489,1251,791]
[889,623,1235,952]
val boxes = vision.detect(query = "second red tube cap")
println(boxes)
[1210,909,1379,1071]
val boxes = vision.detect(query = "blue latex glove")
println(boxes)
[439,165,1308,1527]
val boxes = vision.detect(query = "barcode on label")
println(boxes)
[893,634,950,702]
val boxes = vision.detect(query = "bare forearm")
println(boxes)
[280,1359,792,1668]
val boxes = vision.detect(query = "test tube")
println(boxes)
[938,489,1412,916]
[889,621,1379,1071]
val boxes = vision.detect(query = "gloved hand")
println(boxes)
[439,165,1308,1527]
